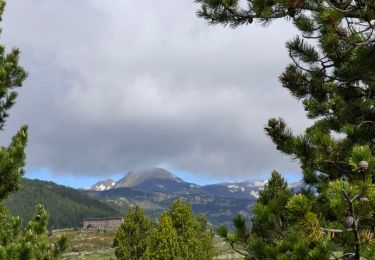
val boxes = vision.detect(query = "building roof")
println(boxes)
[83,217,122,221]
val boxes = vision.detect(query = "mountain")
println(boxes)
[88,168,303,200]
[83,169,270,226]
[114,168,178,187]
[5,179,121,229]
[4,172,303,231]
[106,168,201,194]
[88,179,116,191]
[201,180,268,199]
[84,187,255,227]
[83,169,306,227]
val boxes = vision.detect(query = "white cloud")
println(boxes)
[0,0,311,178]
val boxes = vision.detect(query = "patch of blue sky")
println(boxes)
[25,168,123,189]
[25,167,302,189]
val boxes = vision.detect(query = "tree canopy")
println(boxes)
[0,1,66,258]
[114,206,152,260]
[196,0,375,258]
[114,200,214,260]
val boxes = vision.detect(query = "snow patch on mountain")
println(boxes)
[87,179,116,191]
[86,168,305,200]
[254,180,267,187]
[250,190,259,199]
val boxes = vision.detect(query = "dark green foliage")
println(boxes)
[0,126,27,200]
[0,0,28,202]
[0,204,67,259]
[196,0,375,258]
[218,173,330,259]
[216,225,228,238]
[0,1,67,258]
[5,179,120,229]
[114,206,152,260]
[251,172,292,243]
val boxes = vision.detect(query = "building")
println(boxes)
[82,217,123,230]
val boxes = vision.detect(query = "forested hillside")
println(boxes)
[5,179,120,229]
[86,187,255,227]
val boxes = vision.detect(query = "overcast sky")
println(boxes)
[0,0,312,185]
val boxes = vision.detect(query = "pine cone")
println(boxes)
[345,216,354,228]
[266,127,274,135]
[358,160,369,171]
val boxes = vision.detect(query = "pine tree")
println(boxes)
[0,1,66,258]
[196,0,375,258]
[142,200,214,260]
[168,200,214,260]
[113,201,214,260]
[250,171,294,258]
[218,172,330,259]
[144,212,179,260]
[113,206,152,260]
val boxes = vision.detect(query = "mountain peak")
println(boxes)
[86,168,304,200]
[114,168,181,189]
[87,179,115,191]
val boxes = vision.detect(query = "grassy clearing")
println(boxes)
[213,236,244,260]
[51,230,115,259]
[51,230,244,259]
[61,249,114,260]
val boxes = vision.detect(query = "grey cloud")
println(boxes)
[1,0,310,178]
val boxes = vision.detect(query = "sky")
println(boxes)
[0,0,312,188]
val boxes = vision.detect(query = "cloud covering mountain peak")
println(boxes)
[1,0,309,179]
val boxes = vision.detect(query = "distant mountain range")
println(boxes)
[5,168,304,229]
[84,168,304,227]
[86,167,274,200]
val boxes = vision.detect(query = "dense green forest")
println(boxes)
[5,179,120,229]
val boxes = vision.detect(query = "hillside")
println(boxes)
[87,168,270,199]
[84,168,305,227]
[5,179,121,229]
[84,187,255,227]
[84,168,261,227]
[4,170,301,230]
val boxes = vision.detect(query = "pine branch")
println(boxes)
[228,240,259,259]
[342,189,361,260]
[322,227,353,233]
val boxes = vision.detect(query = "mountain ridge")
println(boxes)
[5,170,304,230]
[5,179,121,229]
[87,168,303,200]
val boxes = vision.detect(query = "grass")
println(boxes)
[51,230,244,260]
[51,230,115,259]
[213,236,244,260]
[61,249,115,260]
